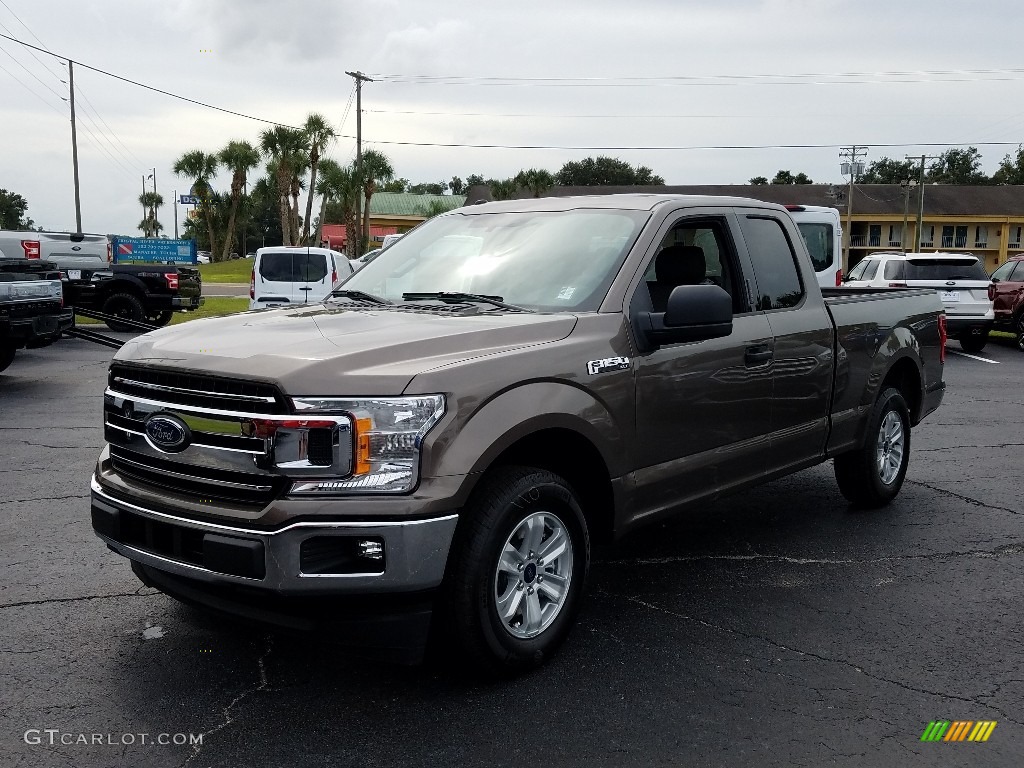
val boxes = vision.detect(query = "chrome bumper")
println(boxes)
[90,476,458,595]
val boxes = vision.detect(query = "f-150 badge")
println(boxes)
[587,356,631,375]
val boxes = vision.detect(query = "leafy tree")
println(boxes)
[247,176,284,249]
[992,145,1024,185]
[381,178,409,193]
[771,170,813,185]
[259,126,308,245]
[218,140,261,261]
[0,189,36,229]
[301,113,337,244]
[860,157,917,184]
[464,173,486,189]
[926,147,988,184]
[488,178,518,200]
[173,150,220,257]
[556,156,664,186]
[138,191,163,237]
[449,176,465,196]
[749,176,768,185]
[408,181,448,195]
[359,149,394,252]
[316,159,361,254]
[514,168,555,197]
[416,199,455,219]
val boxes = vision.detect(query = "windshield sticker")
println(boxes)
[556,286,576,301]
[587,357,631,375]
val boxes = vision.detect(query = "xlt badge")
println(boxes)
[587,356,631,375]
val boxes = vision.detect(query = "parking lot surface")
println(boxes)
[2,335,1022,767]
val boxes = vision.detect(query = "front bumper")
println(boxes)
[1,308,74,347]
[90,475,458,595]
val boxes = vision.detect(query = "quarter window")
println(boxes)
[740,216,804,310]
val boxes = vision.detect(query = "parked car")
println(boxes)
[91,194,946,672]
[0,229,110,265]
[0,257,73,372]
[249,245,352,309]
[196,251,211,264]
[988,255,1024,351]
[844,251,993,352]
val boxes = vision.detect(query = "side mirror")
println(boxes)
[638,284,733,346]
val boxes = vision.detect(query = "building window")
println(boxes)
[941,226,954,248]
[869,225,881,247]
[1009,226,1022,249]
[888,225,902,247]
[955,225,968,248]
[975,226,988,248]
[920,225,934,248]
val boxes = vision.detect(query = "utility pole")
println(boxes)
[905,155,940,252]
[151,168,157,236]
[173,188,179,239]
[68,60,82,233]
[345,70,373,251]
[839,146,868,272]
[141,174,148,237]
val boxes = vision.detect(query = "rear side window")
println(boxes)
[905,258,988,280]
[740,215,804,310]
[796,223,834,272]
[1007,261,1024,282]
[883,260,905,281]
[258,252,329,282]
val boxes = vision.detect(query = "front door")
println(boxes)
[631,211,774,520]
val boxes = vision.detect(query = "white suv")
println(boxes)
[844,251,994,352]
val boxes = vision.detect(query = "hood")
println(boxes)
[115,304,577,395]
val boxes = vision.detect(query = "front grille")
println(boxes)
[109,364,287,414]
[307,429,335,466]
[0,300,63,318]
[109,445,287,506]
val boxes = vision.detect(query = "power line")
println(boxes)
[74,86,149,168]
[0,38,65,101]
[0,57,66,117]
[366,107,1017,120]
[0,31,301,128]
[0,5,63,82]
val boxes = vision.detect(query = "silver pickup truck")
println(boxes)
[90,195,945,672]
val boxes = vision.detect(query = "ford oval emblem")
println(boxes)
[145,414,191,452]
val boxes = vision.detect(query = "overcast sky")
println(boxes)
[2,0,1023,236]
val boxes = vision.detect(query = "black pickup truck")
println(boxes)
[62,264,203,331]
[0,258,73,373]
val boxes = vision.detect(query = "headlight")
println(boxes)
[288,395,445,494]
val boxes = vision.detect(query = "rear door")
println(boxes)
[990,260,1024,324]
[255,251,296,306]
[295,250,330,303]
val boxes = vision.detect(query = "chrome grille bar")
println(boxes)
[112,376,278,403]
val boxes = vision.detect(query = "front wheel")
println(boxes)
[959,333,988,354]
[834,387,911,508]
[441,466,589,675]
[145,310,174,327]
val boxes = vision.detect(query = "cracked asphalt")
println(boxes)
[2,335,1022,767]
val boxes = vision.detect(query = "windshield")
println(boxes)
[796,223,834,272]
[338,209,648,312]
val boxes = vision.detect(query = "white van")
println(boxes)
[249,246,352,310]
[784,206,843,287]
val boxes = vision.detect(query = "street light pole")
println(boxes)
[345,70,373,250]
[68,60,82,234]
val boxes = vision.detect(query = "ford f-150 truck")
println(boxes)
[1,257,73,373]
[90,195,945,672]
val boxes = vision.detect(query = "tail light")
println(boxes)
[987,283,997,301]
[164,272,179,290]
[835,270,843,286]
[938,313,947,363]
[21,240,40,259]
[331,268,338,286]
[888,282,907,288]
[250,268,255,299]
[107,241,113,263]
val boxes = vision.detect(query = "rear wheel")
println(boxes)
[834,387,911,508]
[959,333,988,354]
[1016,314,1024,352]
[102,293,145,332]
[145,310,174,327]
[441,466,589,675]
[0,343,16,373]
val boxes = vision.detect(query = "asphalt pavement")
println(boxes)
[1,334,1022,767]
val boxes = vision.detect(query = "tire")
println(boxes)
[0,343,16,373]
[440,466,590,675]
[834,387,911,508]
[102,293,145,332]
[959,333,988,354]
[1016,314,1024,353]
[145,310,174,327]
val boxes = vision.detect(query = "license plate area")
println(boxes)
[939,290,960,302]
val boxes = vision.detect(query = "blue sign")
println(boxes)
[179,194,199,205]
[112,237,197,264]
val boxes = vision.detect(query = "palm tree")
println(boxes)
[218,140,260,262]
[172,150,220,257]
[359,149,394,252]
[315,159,361,254]
[138,191,163,237]
[259,127,307,246]
[301,113,337,245]
[514,168,555,197]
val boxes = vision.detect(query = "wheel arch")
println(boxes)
[880,356,923,424]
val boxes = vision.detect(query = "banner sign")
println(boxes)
[112,237,197,264]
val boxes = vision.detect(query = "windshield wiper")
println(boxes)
[401,292,532,312]
[328,289,393,305]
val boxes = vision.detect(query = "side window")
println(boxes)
[883,260,905,281]
[847,259,870,281]
[1004,261,1024,282]
[739,215,804,311]
[861,259,880,281]
[641,217,745,313]
[990,261,1015,281]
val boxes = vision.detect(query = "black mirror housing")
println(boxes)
[638,284,733,346]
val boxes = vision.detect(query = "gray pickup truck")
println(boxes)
[91,195,945,671]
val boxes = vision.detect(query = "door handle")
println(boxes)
[745,345,773,366]
[300,286,313,291]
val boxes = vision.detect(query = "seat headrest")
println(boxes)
[655,245,706,285]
